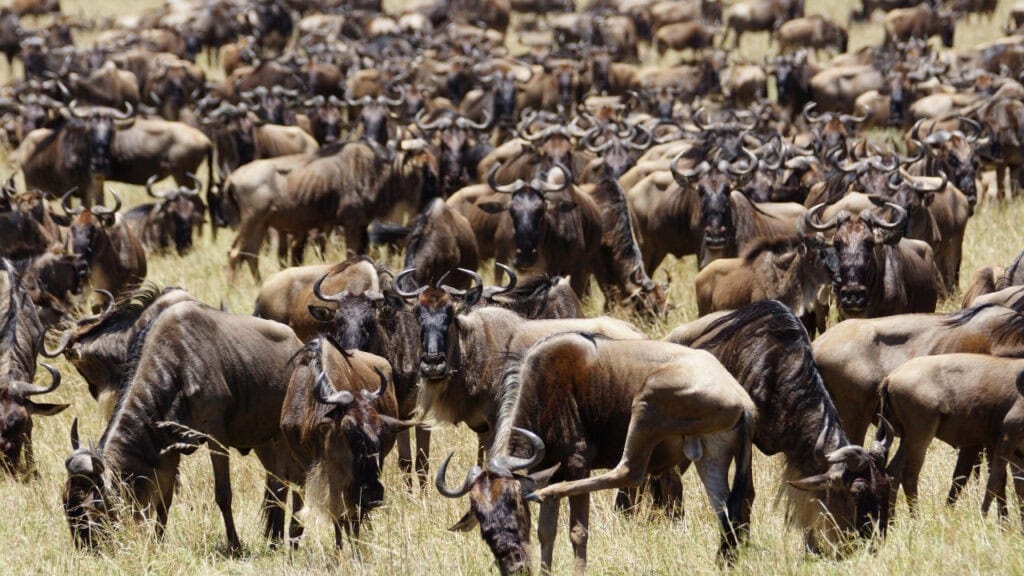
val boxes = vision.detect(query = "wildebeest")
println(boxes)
[667,301,893,551]
[12,102,135,207]
[61,300,304,551]
[962,247,1024,307]
[881,354,1024,523]
[883,3,956,48]
[280,337,409,548]
[0,260,67,476]
[777,15,848,55]
[804,202,937,318]
[123,173,204,255]
[440,333,755,573]
[400,198,480,290]
[62,190,148,298]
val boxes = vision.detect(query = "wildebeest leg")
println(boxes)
[947,446,981,506]
[568,494,590,576]
[538,499,559,573]
[983,427,1021,521]
[154,478,175,539]
[290,233,308,266]
[695,431,747,558]
[613,487,639,514]
[1008,453,1024,531]
[397,429,413,488]
[415,427,430,488]
[210,450,242,553]
[997,165,1008,200]
[263,474,288,545]
[892,424,935,516]
[229,215,270,282]
[344,221,369,255]
[333,520,345,549]
[650,470,684,520]
[289,488,304,546]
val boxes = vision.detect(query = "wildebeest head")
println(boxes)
[910,118,985,206]
[480,162,576,269]
[436,428,558,576]
[306,270,405,352]
[59,102,135,176]
[0,364,66,474]
[583,122,653,180]
[302,95,344,145]
[347,87,404,146]
[203,103,257,163]
[305,364,406,517]
[394,268,484,382]
[415,109,491,192]
[790,419,895,540]
[544,60,583,114]
[671,147,757,258]
[144,173,203,254]
[62,418,112,548]
[63,189,122,263]
[804,201,907,316]
[886,168,948,226]
[148,62,203,121]
[804,103,868,156]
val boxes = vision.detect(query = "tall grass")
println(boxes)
[3,0,1024,574]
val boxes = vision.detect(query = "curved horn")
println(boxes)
[804,203,839,232]
[362,367,388,401]
[435,452,480,498]
[960,116,982,143]
[670,152,709,186]
[11,363,61,397]
[802,101,822,124]
[490,263,517,296]
[864,201,907,230]
[70,417,80,450]
[313,368,354,407]
[182,172,202,197]
[455,110,491,131]
[414,108,450,132]
[623,123,653,151]
[490,427,546,473]
[312,271,346,305]
[91,190,122,216]
[904,168,948,193]
[535,162,571,193]
[393,268,427,299]
[487,162,527,194]
[60,187,84,216]
[441,268,483,298]
[379,85,405,107]
[727,147,758,177]
[870,416,895,460]
[144,174,166,199]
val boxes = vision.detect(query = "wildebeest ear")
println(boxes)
[553,200,577,213]
[461,283,484,309]
[787,471,840,492]
[27,401,70,416]
[923,192,936,206]
[380,415,415,434]
[476,201,507,214]
[380,289,407,311]
[307,305,334,323]
[872,227,902,246]
[448,509,479,532]
[520,463,561,496]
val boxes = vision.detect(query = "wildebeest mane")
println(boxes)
[941,303,1000,327]
[590,178,645,272]
[71,283,168,342]
[0,260,18,348]
[1008,247,1024,284]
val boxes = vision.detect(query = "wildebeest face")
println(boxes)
[831,221,875,314]
[165,195,200,255]
[317,403,387,513]
[414,289,457,380]
[0,389,30,474]
[508,189,547,268]
[440,128,469,189]
[697,175,733,252]
[70,214,103,261]
[63,450,110,548]
[310,293,382,352]
[942,139,978,205]
[86,116,117,175]
[494,76,518,125]
[360,103,389,145]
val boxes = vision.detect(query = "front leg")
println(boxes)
[568,494,590,576]
[210,450,242,553]
[538,499,559,574]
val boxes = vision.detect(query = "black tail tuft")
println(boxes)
[368,222,410,247]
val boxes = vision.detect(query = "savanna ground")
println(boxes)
[3,0,1024,574]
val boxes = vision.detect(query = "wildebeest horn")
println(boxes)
[312,271,346,304]
[863,201,907,230]
[455,110,491,131]
[490,263,517,296]
[436,452,481,498]
[393,268,428,299]
[379,85,405,107]
[112,102,134,127]
[840,107,870,125]
[414,108,450,132]
[145,174,167,199]
[345,90,373,107]
[671,153,709,186]
[727,148,758,177]
[60,187,85,215]
[442,268,483,298]
[870,416,895,461]
[623,123,653,151]
[691,106,711,131]
[534,162,571,193]
[901,168,948,193]
[960,116,984,144]
[66,99,89,119]
[91,190,122,216]
[11,363,61,397]
[804,203,839,232]
[303,95,325,107]
[487,162,527,194]
[313,368,354,407]
[361,367,388,401]
[802,101,822,124]
[867,155,898,172]
[490,427,546,474]
[183,173,202,196]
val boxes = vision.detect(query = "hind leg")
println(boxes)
[415,427,431,489]
[947,446,981,506]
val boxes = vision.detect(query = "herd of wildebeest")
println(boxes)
[7,0,1024,572]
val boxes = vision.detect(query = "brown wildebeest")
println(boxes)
[122,173,204,255]
[0,259,68,476]
[62,301,304,551]
[400,197,480,290]
[804,202,937,318]
[62,190,148,298]
[667,301,894,552]
[777,15,848,55]
[41,286,194,416]
[961,247,1024,307]
[437,333,755,574]
[881,354,1024,524]
[814,303,1024,505]
[280,337,410,548]
[883,3,956,48]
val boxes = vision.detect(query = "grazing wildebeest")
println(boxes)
[280,337,410,548]
[804,202,937,318]
[961,247,1024,307]
[881,354,1024,524]
[814,303,1024,505]
[0,260,68,476]
[667,301,894,552]
[437,333,755,574]
[61,301,304,551]
[61,190,148,298]
[41,285,194,416]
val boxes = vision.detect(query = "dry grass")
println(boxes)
[3,0,1024,574]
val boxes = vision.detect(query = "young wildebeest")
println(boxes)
[281,337,410,548]
[62,300,304,551]
[438,333,755,574]
[667,301,894,552]
[0,259,68,475]
[814,303,1024,504]
[881,354,1024,525]
[394,268,644,454]
[42,285,195,416]
[61,189,147,298]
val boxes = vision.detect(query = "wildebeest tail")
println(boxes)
[367,221,410,247]
[726,404,755,541]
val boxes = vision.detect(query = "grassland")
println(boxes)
[3,0,1024,574]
